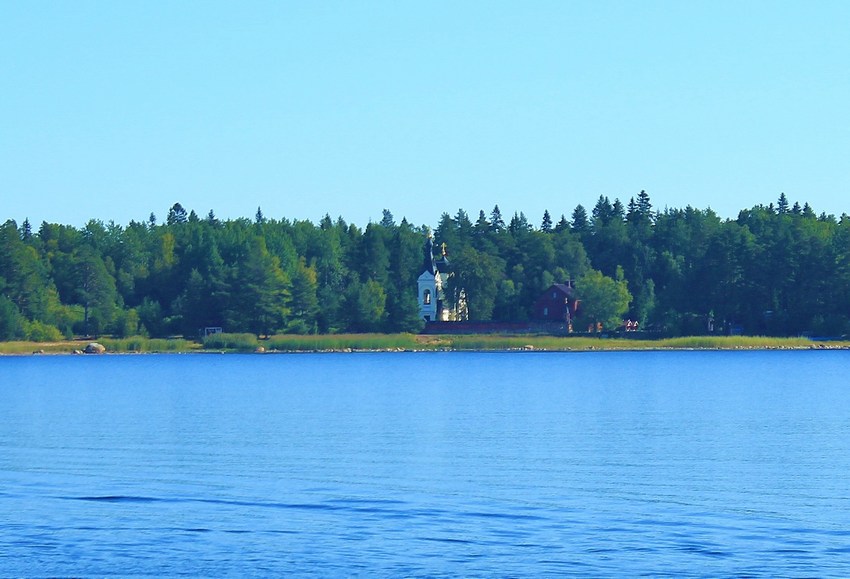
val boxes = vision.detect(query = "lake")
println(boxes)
[1,350,849,576]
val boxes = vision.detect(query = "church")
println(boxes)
[417,233,452,322]
[416,234,577,333]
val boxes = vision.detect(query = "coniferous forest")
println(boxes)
[2,191,849,341]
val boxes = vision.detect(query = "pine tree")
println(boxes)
[777,192,789,215]
[473,210,495,253]
[509,212,531,234]
[166,203,188,225]
[591,195,613,228]
[232,236,290,337]
[380,209,395,228]
[490,205,505,232]
[637,189,652,218]
[612,199,625,222]
[571,204,590,236]
[541,210,553,232]
[626,197,638,222]
[72,245,118,336]
[20,218,32,241]
[555,214,569,232]
[455,209,473,235]
[288,257,319,333]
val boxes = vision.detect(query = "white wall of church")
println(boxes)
[418,271,438,321]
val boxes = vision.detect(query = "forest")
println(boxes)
[2,191,849,341]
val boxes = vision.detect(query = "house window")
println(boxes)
[543,307,549,317]
[423,289,431,305]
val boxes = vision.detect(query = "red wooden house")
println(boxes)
[533,282,579,327]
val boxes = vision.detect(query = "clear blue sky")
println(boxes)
[2,1,849,228]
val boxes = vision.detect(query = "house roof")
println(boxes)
[549,283,573,296]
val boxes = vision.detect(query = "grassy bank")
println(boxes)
[2,334,847,355]
[0,337,196,354]
[205,333,846,352]
[100,337,197,353]
[266,333,421,351]
[430,335,827,351]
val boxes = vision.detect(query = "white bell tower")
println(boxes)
[418,270,439,321]
[418,233,440,321]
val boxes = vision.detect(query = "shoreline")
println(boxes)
[2,334,849,356]
[4,347,849,357]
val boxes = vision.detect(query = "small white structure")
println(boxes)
[417,233,449,321]
[418,269,442,321]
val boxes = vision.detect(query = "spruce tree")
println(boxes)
[571,204,590,236]
[626,197,638,223]
[541,210,553,232]
[20,218,32,241]
[612,199,625,222]
[490,205,505,232]
[591,195,612,228]
[637,189,652,218]
[777,192,789,215]
[555,214,569,232]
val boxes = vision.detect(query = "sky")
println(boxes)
[2,1,849,229]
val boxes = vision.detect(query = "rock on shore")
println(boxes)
[84,342,106,354]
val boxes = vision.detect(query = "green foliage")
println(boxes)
[22,319,63,342]
[447,247,504,321]
[166,203,188,225]
[344,278,387,332]
[113,308,141,338]
[3,192,850,342]
[0,294,23,340]
[576,268,632,331]
[137,298,165,337]
[288,257,319,333]
[0,221,64,326]
[229,236,291,337]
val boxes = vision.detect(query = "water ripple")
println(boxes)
[74,495,165,503]
[5,351,850,576]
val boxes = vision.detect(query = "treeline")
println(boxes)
[1,191,849,341]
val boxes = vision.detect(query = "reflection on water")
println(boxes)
[1,351,849,576]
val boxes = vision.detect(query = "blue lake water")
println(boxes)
[1,350,850,576]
